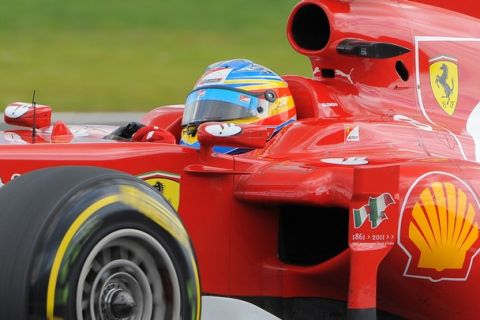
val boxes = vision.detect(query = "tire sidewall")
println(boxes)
[16,169,199,320]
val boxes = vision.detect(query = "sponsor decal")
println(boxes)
[196,68,232,86]
[429,56,459,116]
[399,172,480,281]
[137,171,180,210]
[321,157,368,165]
[335,68,354,84]
[239,95,251,104]
[414,37,480,162]
[345,126,360,142]
[313,67,354,84]
[353,193,395,229]
[320,102,339,108]
[205,123,242,137]
[350,192,397,245]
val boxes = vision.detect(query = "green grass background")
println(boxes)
[0,0,311,111]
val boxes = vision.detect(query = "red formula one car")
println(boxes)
[0,0,479,319]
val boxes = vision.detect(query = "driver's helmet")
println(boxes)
[180,59,296,154]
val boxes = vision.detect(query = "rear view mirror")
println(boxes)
[4,102,52,129]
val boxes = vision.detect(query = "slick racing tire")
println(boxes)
[0,166,200,320]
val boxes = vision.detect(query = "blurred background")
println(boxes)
[0,0,310,112]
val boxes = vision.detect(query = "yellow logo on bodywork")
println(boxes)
[399,173,480,282]
[409,182,478,271]
[138,171,181,210]
[144,178,180,210]
[429,56,459,116]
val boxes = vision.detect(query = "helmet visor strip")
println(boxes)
[182,87,266,126]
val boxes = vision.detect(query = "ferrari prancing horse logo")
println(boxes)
[429,56,459,116]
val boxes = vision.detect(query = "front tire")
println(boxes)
[0,166,200,320]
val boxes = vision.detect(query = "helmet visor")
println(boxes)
[182,87,260,126]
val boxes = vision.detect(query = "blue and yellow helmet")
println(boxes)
[180,59,296,154]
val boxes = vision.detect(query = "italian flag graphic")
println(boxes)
[353,193,395,229]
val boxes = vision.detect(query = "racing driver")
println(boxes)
[112,59,296,154]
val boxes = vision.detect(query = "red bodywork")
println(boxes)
[1,1,480,319]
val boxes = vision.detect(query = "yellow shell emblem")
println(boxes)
[409,182,478,271]
[429,56,459,116]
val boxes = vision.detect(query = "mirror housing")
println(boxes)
[197,122,272,152]
[4,102,52,129]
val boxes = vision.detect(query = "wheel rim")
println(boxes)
[76,229,181,320]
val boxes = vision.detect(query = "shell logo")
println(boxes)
[399,172,480,282]
[410,182,478,271]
